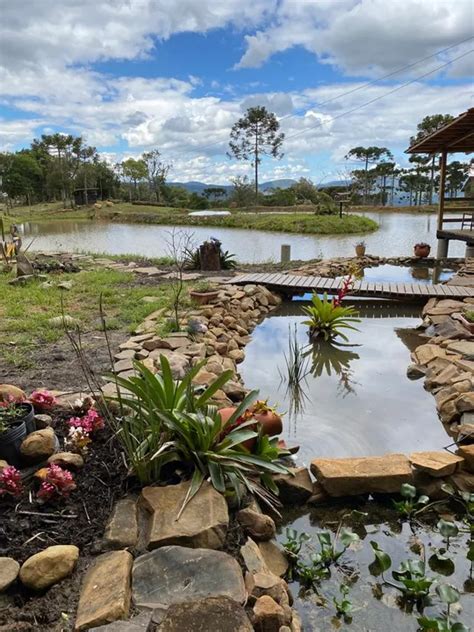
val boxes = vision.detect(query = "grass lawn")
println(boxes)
[3,201,378,235]
[0,268,174,370]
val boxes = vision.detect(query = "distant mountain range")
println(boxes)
[168,179,350,194]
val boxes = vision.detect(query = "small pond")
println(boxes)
[277,502,473,631]
[240,300,450,462]
[18,211,467,262]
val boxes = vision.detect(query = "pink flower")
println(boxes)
[30,390,58,410]
[37,464,76,502]
[0,466,23,498]
[67,408,104,434]
[333,275,354,308]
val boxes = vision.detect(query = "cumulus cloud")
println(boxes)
[236,0,474,77]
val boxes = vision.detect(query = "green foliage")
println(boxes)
[333,584,353,621]
[302,292,361,341]
[462,310,474,324]
[107,357,288,508]
[418,584,467,632]
[392,483,430,518]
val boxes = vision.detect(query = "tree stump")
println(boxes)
[199,241,221,271]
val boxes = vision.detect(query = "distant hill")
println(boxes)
[167,179,298,194]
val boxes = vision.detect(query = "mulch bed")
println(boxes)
[0,411,130,631]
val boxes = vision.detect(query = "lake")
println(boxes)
[18,211,466,263]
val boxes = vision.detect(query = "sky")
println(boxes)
[0,0,473,184]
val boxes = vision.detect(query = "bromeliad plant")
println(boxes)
[302,276,361,342]
[107,356,289,511]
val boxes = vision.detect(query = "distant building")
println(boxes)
[73,188,99,206]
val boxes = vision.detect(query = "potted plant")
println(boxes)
[456,309,474,334]
[218,400,283,452]
[354,241,366,257]
[189,281,219,305]
[0,399,35,466]
[414,242,431,258]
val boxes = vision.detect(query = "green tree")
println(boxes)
[1,151,42,204]
[121,158,148,201]
[446,160,469,198]
[345,146,393,204]
[142,150,171,202]
[374,161,396,206]
[228,106,284,202]
[202,187,227,200]
[229,175,255,207]
[410,114,455,204]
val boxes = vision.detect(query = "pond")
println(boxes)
[239,300,450,462]
[277,502,473,631]
[18,211,467,263]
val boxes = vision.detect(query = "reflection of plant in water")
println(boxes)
[305,338,360,397]
[279,325,310,420]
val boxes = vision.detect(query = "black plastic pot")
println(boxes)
[0,403,35,467]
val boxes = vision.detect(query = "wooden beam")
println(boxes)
[438,150,447,232]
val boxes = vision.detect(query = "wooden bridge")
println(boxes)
[229,272,474,300]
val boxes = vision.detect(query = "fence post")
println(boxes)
[281,244,291,263]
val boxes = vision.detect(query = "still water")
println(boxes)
[19,211,466,263]
[239,300,449,463]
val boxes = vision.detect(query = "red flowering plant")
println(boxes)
[0,466,23,498]
[37,464,76,502]
[29,389,58,412]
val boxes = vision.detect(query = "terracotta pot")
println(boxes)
[189,290,219,305]
[355,245,366,257]
[252,410,283,437]
[414,244,431,258]
[218,407,256,451]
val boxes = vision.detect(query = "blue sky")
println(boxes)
[0,0,472,183]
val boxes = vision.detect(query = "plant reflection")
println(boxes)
[305,339,361,398]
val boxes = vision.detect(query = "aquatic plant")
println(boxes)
[417,585,468,631]
[392,483,430,518]
[279,324,310,419]
[333,583,353,622]
[302,291,361,341]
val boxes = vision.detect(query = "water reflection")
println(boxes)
[19,211,467,263]
[240,300,450,460]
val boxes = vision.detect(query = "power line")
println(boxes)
[191,36,473,153]
[283,48,473,142]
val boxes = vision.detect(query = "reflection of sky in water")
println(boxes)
[20,211,467,263]
[240,306,449,465]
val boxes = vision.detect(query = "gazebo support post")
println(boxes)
[436,150,448,260]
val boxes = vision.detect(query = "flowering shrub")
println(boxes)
[65,408,104,453]
[29,389,58,411]
[37,464,76,502]
[0,466,23,498]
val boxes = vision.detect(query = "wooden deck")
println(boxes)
[437,228,474,244]
[229,272,474,300]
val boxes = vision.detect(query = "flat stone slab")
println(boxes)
[140,480,228,550]
[409,451,464,477]
[75,550,133,630]
[447,340,474,357]
[159,597,252,632]
[104,498,138,549]
[132,546,246,609]
[457,444,474,472]
[273,467,313,504]
[310,454,413,497]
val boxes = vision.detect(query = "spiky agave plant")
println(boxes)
[302,292,361,342]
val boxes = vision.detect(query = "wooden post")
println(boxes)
[281,244,291,263]
[437,150,447,232]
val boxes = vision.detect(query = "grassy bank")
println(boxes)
[3,201,378,235]
[0,268,174,369]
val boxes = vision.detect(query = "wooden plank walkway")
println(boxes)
[228,272,474,300]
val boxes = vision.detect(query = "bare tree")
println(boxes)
[165,229,195,331]
[142,150,171,203]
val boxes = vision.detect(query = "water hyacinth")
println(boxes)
[0,465,23,498]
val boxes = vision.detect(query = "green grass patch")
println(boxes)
[0,269,175,367]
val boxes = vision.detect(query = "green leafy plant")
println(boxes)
[437,519,459,549]
[333,583,353,622]
[370,542,434,600]
[107,357,288,511]
[462,309,474,324]
[283,528,311,579]
[417,584,468,631]
[302,292,360,342]
[392,483,430,518]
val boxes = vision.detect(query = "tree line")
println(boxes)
[0,111,470,210]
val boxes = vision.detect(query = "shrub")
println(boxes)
[302,292,360,342]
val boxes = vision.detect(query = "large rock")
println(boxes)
[104,498,138,549]
[19,545,79,590]
[158,597,253,632]
[132,546,246,608]
[258,541,289,578]
[273,467,313,504]
[20,427,56,461]
[47,451,84,470]
[139,480,228,550]
[75,550,133,630]
[447,340,474,357]
[236,508,276,541]
[412,344,445,366]
[409,451,464,477]
[0,384,26,402]
[245,571,289,606]
[456,392,474,413]
[457,445,474,472]
[310,454,413,497]
[240,538,269,575]
[0,557,20,592]
[252,595,291,631]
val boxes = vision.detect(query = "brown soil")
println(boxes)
[0,411,129,631]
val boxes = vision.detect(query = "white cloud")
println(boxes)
[237,0,474,77]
